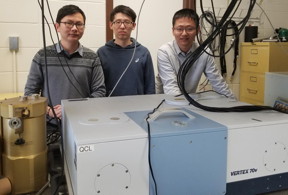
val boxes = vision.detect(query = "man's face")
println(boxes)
[55,13,85,44]
[172,17,198,51]
[110,13,135,41]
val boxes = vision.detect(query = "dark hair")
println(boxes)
[172,8,199,28]
[56,5,86,24]
[110,5,136,22]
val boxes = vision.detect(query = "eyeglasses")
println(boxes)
[173,27,196,34]
[112,20,134,27]
[60,22,85,29]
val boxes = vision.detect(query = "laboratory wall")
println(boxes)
[0,0,106,94]
[195,0,288,98]
[0,0,288,99]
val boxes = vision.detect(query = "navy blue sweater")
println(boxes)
[97,39,155,96]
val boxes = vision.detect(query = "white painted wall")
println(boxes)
[0,0,288,98]
[0,0,106,93]
[114,0,182,74]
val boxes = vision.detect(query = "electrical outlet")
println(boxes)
[9,36,19,51]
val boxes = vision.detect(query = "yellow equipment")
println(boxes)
[0,94,47,194]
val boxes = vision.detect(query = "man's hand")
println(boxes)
[47,104,62,119]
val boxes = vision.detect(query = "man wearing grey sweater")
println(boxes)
[24,5,106,119]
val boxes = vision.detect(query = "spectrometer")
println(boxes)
[62,92,288,195]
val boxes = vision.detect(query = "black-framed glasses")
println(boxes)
[60,22,85,29]
[173,26,196,34]
[112,20,134,27]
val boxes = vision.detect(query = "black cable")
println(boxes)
[37,1,68,195]
[231,21,239,78]
[198,11,218,54]
[198,78,209,92]
[39,1,63,194]
[46,123,61,145]
[180,0,240,80]
[198,0,251,59]
[179,0,232,88]
[177,0,277,113]
[196,89,230,98]
[43,2,68,194]
[38,0,83,105]
[38,0,90,99]
[196,0,251,90]
[39,0,51,110]
[44,0,88,98]
[200,0,215,27]
[145,99,165,195]
[219,22,228,76]
[219,20,239,77]
[38,0,61,122]
[210,0,217,26]
[181,0,244,81]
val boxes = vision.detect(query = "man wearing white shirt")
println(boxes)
[157,8,234,98]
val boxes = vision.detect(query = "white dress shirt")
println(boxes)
[157,40,234,98]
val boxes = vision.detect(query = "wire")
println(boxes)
[177,0,278,113]
[35,179,50,195]
[43,0,88,99]
[198,9,238,92]
[196,89,230,98]
[108,0,146,97]
[255,2,288,61]
[146,99,165,195]
[180,0,240,79]
[255,2,280,42]
[38,0,62,122]
[198,78,210,92]
[46,122,61,145]
[198,11,218,53]
[219,20,239,78]
[37,1,84,111]
[198,0,250,59]
[39,2,63,194]
[37,1,76,195]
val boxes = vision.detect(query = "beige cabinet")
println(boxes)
[240,42,288,105]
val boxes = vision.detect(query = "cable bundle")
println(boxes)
[177,0,275,112]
